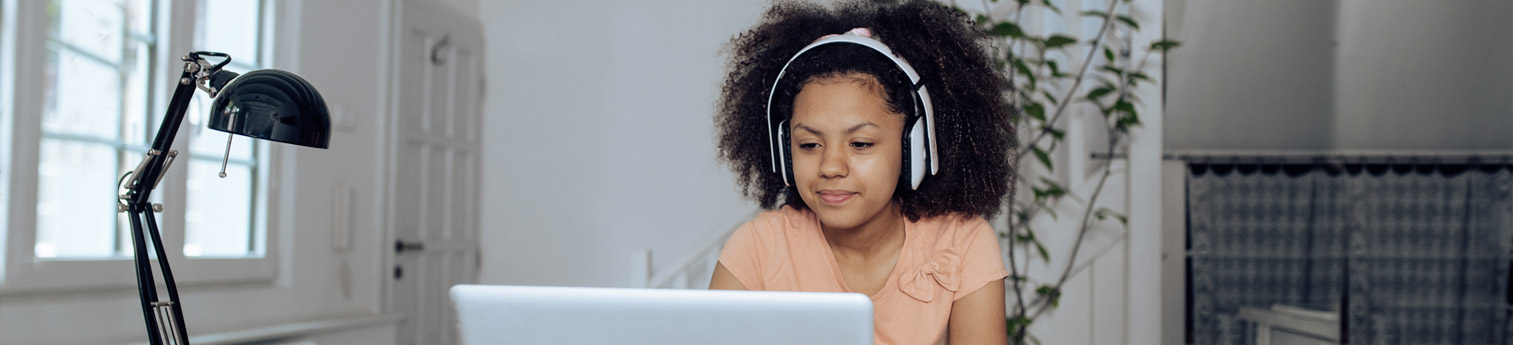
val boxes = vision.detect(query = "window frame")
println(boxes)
[0,0,287,294]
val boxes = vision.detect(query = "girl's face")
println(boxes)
[789,74,904,230]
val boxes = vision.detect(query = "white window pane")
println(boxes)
[36,139,121,258]
[122,41,151,146]
[198,0,261,66]
[127,0,151,34]
[184,160,254,257]
[52,0,126,62]
[44,47,122,139]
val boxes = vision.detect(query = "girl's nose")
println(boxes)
[819,146,848,178]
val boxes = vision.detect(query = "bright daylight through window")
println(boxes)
[34,0,267,259]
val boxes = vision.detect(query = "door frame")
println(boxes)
[376,0,486,342]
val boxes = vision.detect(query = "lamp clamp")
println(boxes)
[183,52,233,98]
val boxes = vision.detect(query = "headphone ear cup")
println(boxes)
[902,117,927,190]
[778,122,795,187]
[901,118,925,188]
[899,120,912,189]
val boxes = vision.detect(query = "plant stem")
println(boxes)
[1029,133,1117,321]
[1014,0,1119,160]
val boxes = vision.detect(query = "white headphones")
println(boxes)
[765,29,939,190]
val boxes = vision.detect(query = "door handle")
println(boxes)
[396,240,426,254]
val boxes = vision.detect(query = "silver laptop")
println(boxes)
[450,284,873,345]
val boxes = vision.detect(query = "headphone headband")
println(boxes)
[765,29,939,188]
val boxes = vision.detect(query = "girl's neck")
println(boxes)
[820,202,906,260]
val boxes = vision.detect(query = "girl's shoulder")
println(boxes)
[909,213,995,248]
[912,212,991,232]
[736,205,820,240]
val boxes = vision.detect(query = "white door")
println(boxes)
[385,1,484,344]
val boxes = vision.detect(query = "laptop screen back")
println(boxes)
[450,285,873,345]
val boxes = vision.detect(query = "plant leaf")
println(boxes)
[1040,0,1061,14]
[1080,10,1107,18]
[1085,85,1115,102]
[1118,112,1141,130]
[1114,99,1136,115]
[1041,90,1059,105]
[991,22,1025,38]
[1035,285,1062,307]
[1012,58,1037,88]
[1046,60,1062,79]
[1149,39,1182,52]
[1116,15,1139,30]
[1025,102,1046,122]
[1043,34,1077,49]
[1103,47,1115,62]
[1007,316,1034,334]
[1045,126,1066,140]
[1098,207,1130,226]
[1031,145,1053,171]
[1115,100,1140,129]
[1038,178,1067,200]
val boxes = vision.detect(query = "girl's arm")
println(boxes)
[709,262,749,290]
[948,279,1009,345]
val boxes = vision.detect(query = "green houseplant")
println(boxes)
[954,0,1178,343]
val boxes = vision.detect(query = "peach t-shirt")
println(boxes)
[717,206,1009,345]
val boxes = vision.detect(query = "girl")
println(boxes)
[711,1,1015,344]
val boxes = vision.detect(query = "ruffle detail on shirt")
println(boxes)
[898,248,961,302]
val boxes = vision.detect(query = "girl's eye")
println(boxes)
[798,143,819,150]
[850,142,873,149]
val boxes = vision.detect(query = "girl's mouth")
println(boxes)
[817,190,856,205]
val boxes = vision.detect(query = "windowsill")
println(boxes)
[119,313,403,345]
[0,256,276,295]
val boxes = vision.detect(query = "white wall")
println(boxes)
[1334,0,1513,150]
[0,0,396,344]
[1164,0,1338,151]
[432,0,478,17]
[477,0,766,287]
[1166,0,1513,151]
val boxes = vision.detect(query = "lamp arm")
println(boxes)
[119,52,228,345]
[126,53,222,205]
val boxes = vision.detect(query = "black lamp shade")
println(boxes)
[208,69,331,149]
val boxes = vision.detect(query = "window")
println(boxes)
[183,0,267,258]
[2,0,279,292]
[35,0,156,259]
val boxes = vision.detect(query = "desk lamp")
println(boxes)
[116,51,329,345]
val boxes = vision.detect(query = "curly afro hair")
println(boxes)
[716,0,1016,221]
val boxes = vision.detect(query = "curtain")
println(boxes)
[1188,164,1512,345]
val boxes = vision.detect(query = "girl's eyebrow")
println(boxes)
[793,122,879,136]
